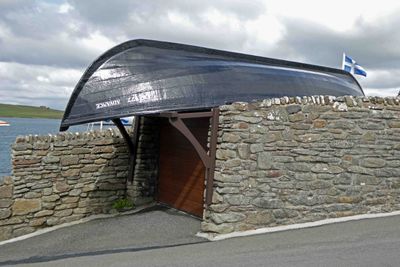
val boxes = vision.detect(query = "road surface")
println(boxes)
[0,209,399,266]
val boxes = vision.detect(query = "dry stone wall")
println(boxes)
[0,129,129,241]
[126,117,160,205]
[202,96,400,234]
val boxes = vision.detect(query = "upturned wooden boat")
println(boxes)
[60,39,364,131]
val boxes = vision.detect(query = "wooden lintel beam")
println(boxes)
[159,111,213,119]
[177,111,213,119]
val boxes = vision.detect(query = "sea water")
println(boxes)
[0,117,87,179]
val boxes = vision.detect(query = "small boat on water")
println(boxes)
[0,120,10,126]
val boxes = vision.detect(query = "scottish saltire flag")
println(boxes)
[342,53,367,77]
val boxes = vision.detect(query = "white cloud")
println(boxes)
[265,0,400,32]
[0,62,82,109]
[80,31,117,54]
[58,3,74,14]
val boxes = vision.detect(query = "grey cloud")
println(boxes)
[68,0,133,27]
[265,12,400,96]
[69,0,265,26]
[360,70,400,89]
[0,35,98,68]
[0,1,96,68]
[0,62,81,109]
[0,0,265,68]
[270,13,400,70]
[69,0,265,50]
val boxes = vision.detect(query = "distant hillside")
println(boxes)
[0,103,64,119]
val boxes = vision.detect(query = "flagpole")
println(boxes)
[342,52,346,70]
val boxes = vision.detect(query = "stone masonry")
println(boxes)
[0,129,129,241]
[202,96,400,234]
[1,95,400,241]
[126,116,160,205]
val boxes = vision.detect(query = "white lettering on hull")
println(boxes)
[95,99,121,109]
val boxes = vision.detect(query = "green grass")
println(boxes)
[112,198,135,211]
[0,103,64,119]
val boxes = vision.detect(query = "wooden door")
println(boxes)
[158,117,209,217]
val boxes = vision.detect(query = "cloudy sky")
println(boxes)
[0,0,399,110]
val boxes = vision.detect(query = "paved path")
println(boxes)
[0,205,205,266]
[1,212,400,266]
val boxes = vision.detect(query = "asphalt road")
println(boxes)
[1,211,400,266]
[0,205,205,266]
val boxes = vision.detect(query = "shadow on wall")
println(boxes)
[0,129,130,241]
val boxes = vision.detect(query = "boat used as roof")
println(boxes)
[60,39,364,131]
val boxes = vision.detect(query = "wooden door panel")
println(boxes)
[158,117,209,217]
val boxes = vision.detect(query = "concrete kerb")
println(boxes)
[2,204,400,246]
[0,202,156,246]
[197,211,400,241]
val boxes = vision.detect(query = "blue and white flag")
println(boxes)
[342,53,367,77]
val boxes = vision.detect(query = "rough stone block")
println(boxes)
[55,203,78,210]
[0,199,13,208]
[92,146,114,154]
[46,217,59,226]
[223,159,241,168]
[34,210,54,217]
[12,199,41,215]
[61,168,80,177]
[250,143,264,153]
[29,217,47,227]
[286,105,302,114]
[210,212,246,224]
[388,121,400,128]
[42,195,60,202]
[0,226,12,241]
[24,192,42,199]
[59,214,85,224]
[68,189,82,196]
[54,209,73,217]
[311,164,343,174]
[60,156,79,166]
[360,158,386,168]
[201,222,234,234]
[313,119,327,128]
[0,185,13,198]
[43,156,60,164]
[0,208,11,219]
[246,211,274,225]
[252,198,284,209]
[257,152,273,169]
[62,197,79,203]
[286,163,310,172]
[55,182,70,193]
[13,158,41,165]
[337,196,362,204]
[13,226,35,237]
[71,148,92,154]
[288,113,305,122]
[222,133,241,143]
[237,144,250,159]
[216,149,237,160]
